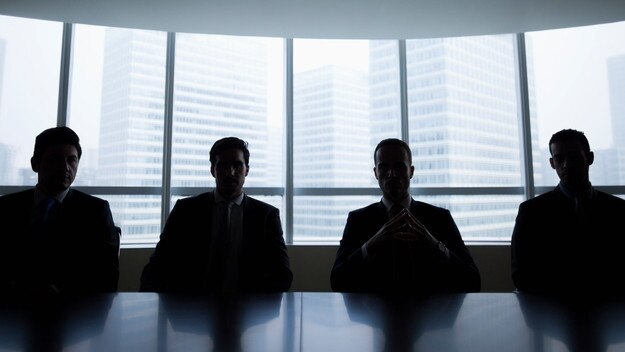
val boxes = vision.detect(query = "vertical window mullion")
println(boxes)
[514,33,535,200]
[285,38,294,244]
[161,32,176,230]
[398,39,409,142]
[57,22,72,127]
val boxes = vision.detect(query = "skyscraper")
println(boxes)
[608,53,625,183]
[98,29,273,242]
[294,65,371,240]
[370,36,540,239]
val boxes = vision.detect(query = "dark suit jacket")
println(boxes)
[140,191,293,293]
[0,188,120,293]
[331,200,481,294]
[511,186,625,294]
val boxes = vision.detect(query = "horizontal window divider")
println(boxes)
[73,186,163,195]
[536,185,625,195]
[171,187,285,197]
[4,185,624,199]
[294,187,524,196]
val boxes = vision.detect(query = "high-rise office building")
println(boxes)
[98,29,272,242]
[0,143,14,184]
[370,36,540,239]
[608,54,625,184]
[294,65,371,239]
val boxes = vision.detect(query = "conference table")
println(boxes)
[1,292,625,352]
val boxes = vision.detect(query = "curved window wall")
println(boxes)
[1,14,625,245]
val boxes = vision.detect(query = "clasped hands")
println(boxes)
[364,208,439,255]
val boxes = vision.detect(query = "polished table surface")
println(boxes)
[1,292,625,352]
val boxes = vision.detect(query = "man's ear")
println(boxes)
[373,166,379,180]
[210,165,216,178]
[31,156,39,173]
[549,157,555,169]
[587,151,594,166]
[409,165,415,178]
[245,165,249,177]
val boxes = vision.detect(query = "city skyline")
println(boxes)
[1,16,624,244]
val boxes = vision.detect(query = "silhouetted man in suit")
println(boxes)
[140,137,292,293]
[331,138,480,294]
[0,127,120,293]
[511,129,625,294]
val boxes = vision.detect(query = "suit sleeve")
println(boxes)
[434,209,481,292]
[97,201,120,292]
[510,202,531,292]
[262,208,293,292]
[80,199,119,292]
[140,201,184,292]
[330,211,370,292]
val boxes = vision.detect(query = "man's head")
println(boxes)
[210,137,250,200]
[548,129,594,192]
[30,126,82,196]
[373,138,414,203]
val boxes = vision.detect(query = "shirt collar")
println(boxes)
[558,182,594,200]
[34,186,70,206]
[214,190,244,206]
[381,194,411,212]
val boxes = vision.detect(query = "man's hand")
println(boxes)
[364,208,438,256]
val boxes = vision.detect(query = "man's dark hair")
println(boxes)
[33,126,82,161]
[374,138,412,164]
[210,137,250,166]
[548,129,591,156]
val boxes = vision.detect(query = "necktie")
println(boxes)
[42,198,58,225]
[574,196,589,223]
[389,203,404,219]
[32,198,58,238]
[212,201,232,290]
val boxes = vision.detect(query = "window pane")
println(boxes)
[420,195,523,241]
[293,39,400,189]
[406,34,522,242]
[172,34,284,189]
[69,25,167,187]
[406,35,521,187]
[101,195,162,245]
[294,196,379,242]
[0,15,62,185]
[528,21,625,186]
[69,25,167,244]
[293,39,398,242]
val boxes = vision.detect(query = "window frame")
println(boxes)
[2,19,625,246]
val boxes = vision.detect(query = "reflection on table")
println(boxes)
[1,292,625,351]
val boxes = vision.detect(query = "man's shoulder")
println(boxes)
[412,200,450,214]
[521,189,559,207]
[244,194,278,212]
[172,191,213,210]
[595,189,625,207]
[0,189,33,210]
[67,189,110,207]
[0,188,33,202]
[348,202,383,218]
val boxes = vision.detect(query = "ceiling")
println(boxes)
[1,0,625,39]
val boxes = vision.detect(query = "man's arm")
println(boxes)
[140,201,185,292]
[433,209,481,292]
[330,212,371,292]
[510,202,531,292]
[95,201,120,292]
[262,208,293,292]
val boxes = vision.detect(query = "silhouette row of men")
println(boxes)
[1,126,623,295]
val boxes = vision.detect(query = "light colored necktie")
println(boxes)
[212,201,232,290]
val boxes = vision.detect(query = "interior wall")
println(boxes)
[119,244,514,292]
